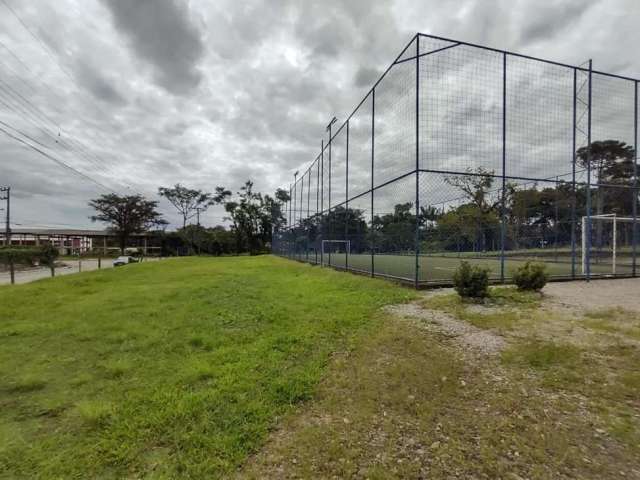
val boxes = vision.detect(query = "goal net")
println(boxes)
[581,214,636,275]
[321,240,351,267]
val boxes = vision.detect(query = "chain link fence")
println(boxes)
[273,33,639,287]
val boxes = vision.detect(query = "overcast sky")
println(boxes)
[0,0,638,230]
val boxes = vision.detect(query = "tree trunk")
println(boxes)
[119,234,126,255]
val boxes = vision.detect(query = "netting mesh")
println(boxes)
[273,33,639,286]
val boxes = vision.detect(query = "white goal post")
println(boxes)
[581,214,635,275]
[322,240,351,255]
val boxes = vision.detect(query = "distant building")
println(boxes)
[0,228,161,255]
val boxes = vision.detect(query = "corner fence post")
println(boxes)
[586,60,593,281]
[633,80,638,277]
[500,52,507,283]
[371,88,375,277]
[571,68,577,279]
[414,34,420,289]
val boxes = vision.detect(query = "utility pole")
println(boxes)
[196,207,202,227]
[0,186,9,246]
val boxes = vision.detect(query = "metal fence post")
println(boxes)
[316,158,320,264]
[633,80,638,277]
[371,89,375,277]
[328,124,332,267]
[571,68,577,279]
[288,183,292,257]
[586,59,593,281]
[320,140,324,267]
[307,169,311,262]
[500,52,507,283]
[414,34,420,289]
[345,120,350,271]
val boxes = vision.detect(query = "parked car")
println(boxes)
[113,256,139,267]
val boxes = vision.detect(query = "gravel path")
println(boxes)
[542,277,640,312]
[384,303,505,355]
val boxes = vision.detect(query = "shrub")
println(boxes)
[513,261,548,291]
[38,244,59,266]
[453,261,490,299]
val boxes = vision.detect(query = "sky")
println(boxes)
[0,0,639,230]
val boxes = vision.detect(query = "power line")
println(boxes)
[0,0,76,83]
[0,76,125,182]
[0,125,115,192]
[0,1,147,194]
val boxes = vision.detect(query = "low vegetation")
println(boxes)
[3,255,639,478]
[242,286,640,478]
[452,260,490,299]
[512,261,548,291]
[0,256,413,478]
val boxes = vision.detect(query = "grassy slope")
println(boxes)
[0,256,413,478]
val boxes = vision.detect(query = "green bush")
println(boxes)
[513,261,548,291]
[453,261,490,299]
[38,244,59,266]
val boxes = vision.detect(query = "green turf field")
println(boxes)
[289,252,632,283]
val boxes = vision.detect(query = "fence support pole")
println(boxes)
[414,34,420,289]
[328,123,332,267]
[345,120,350,272]
[371,89,375,277]
[500,52,507,283]
[320,140,324,266]
[586,60,593,281]
[307,170,310,262]
[316,158,320,264]
[633,80,638,277]
[571,68,577,279]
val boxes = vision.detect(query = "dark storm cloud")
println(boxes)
[354,67,380,88]
[73,60,127,105]
[101,0,204,95]
[1,0,639,229]
[518,1,592,46]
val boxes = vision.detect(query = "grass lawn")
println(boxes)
[0,256,413,478]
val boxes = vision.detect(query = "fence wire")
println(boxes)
[274,33,640,287]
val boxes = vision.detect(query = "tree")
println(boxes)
[89,194,165,254]
[577,140,636,245]
[444,167,513,251]
[158,184,213,228]
[213,181,288,254]
[372,202,417,252]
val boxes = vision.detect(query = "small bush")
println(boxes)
[513,261,548,291]
[453,261,490,299]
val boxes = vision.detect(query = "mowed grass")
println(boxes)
[0,256,414,478]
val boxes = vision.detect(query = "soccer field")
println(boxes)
[291,252,632,283]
